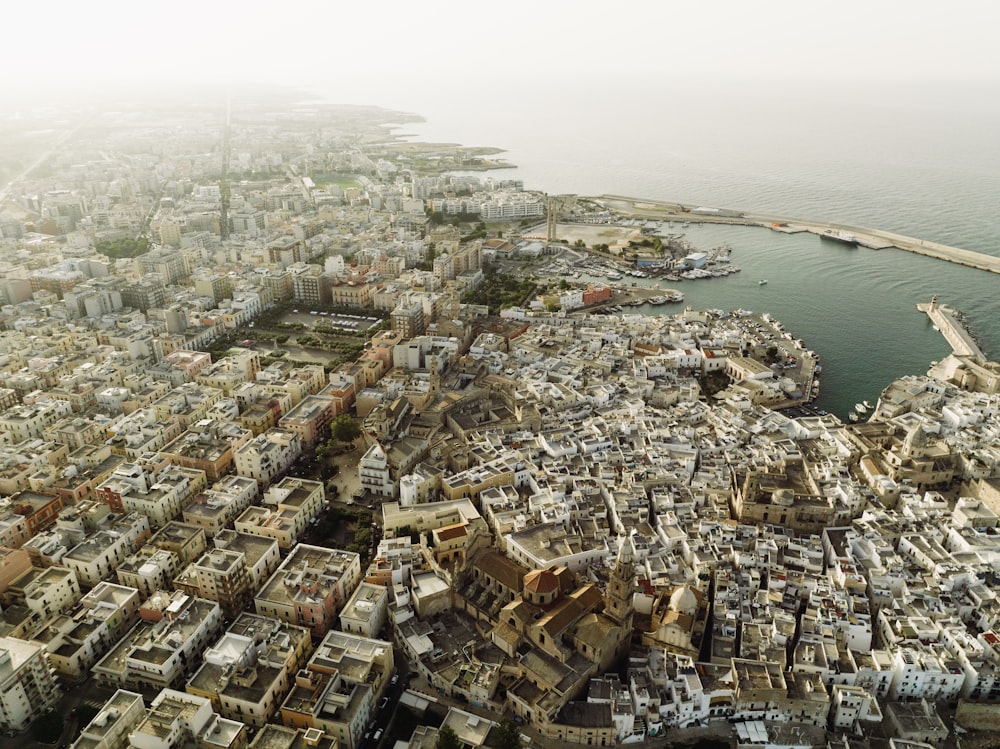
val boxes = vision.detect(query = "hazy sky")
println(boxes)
[3,0,998,105]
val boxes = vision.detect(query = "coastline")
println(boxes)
[595,195,1000,276]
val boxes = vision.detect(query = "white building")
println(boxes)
[0,636,62,731]
[359,443,395,498]
[233,428,302,487]
[69,689,146,749]
[339,582,389,638]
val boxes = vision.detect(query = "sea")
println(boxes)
[321,78,1000,420]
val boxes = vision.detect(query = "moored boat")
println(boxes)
[820,229,858,246]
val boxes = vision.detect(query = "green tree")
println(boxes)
[493,719,522,749]
[31,710,63,743]
[435,724,462,749]
[766,345,779,360]
[331,414,362,443]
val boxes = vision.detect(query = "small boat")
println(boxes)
[855,403,867,414]
[863,400,873,409]
[759,279,768,285]
[848,412,859,422]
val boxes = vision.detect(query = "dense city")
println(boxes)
[1,96,1000,749]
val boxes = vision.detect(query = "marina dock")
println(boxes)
[598,195,1000,276]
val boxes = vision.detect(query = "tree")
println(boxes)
[435,724,462,749]
[31,710,63,743]
[493,719,522,749]
[331,414,362,443]
[765,345,779,360]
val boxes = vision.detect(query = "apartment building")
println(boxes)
[280,631,393,749]
[186,613,311,728]
[69,689,146,749]
[182,474,259,536]
[160,419,250,482]
[128,688,248,749]
[38,582,141,682]
[62,512,151,587]
[92,592,223,692]
[0,399,73,442]
[255,545,362,637]
[234,428,302,487]
[338,582,389,638]
[234,478,322,552]
[278,395,335,448]
[0,636,62,731]
[118,547,181,598]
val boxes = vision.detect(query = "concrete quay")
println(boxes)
[916,299,986,362]
[597,195,1000,276]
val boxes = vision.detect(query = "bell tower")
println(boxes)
[605,534,636,632]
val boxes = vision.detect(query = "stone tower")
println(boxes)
[605,534,636,632]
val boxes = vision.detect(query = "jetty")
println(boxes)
[917,297,985,363]
[598,195,1000,276]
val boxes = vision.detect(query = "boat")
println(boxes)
[855,403,868,414]
[649,296,667,305]
[863,400,873,409]
[607,272,623,281]
[759,279,768,285]
[820,229,858,246]
[848,412,859,422]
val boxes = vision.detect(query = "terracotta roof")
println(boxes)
[434,522,468,542]
[470,549,527,592]
[523,569,559,594]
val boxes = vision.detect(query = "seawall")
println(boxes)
[596,195,1000,276]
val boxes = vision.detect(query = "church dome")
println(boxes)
[903,424,929,456]
[668,586,700,617]
[524,569,559,595]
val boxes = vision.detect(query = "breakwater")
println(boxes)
[598,195,1000,276]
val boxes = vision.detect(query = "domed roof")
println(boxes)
[524,569,559,595]
[668,586,700,617]
[903,424,929,455]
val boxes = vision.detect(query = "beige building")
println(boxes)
[118,547,180,598]
[92,592,223,693]
[255,545,362,637]
[186,613,311,728]
[182,475,259,537]
[234,428,302,488]
[235,477,323,552]
[280,630,393,749]
[62,512,152,587]
[69,689,146,749]
[37,582,141,682]
[338,582,389,638]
